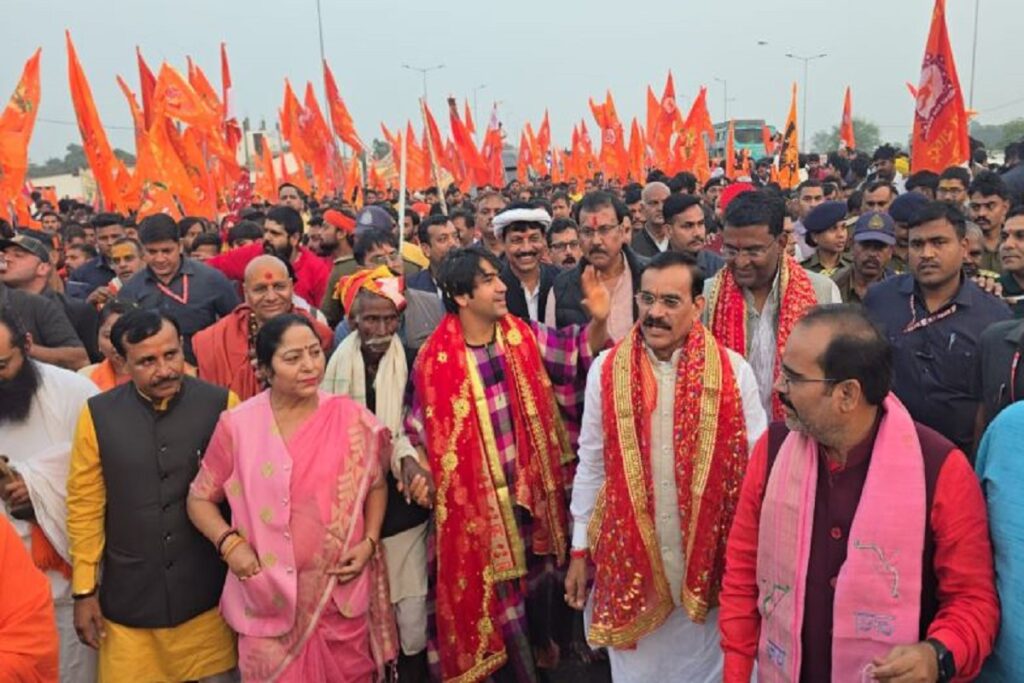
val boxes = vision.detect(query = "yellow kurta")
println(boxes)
[67,390,240,682]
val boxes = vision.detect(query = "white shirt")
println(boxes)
[523,281,541,322]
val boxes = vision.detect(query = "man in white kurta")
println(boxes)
[0,323,99,683]
[566,252,766,683]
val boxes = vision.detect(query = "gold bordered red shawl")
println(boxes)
[587,323,749,648]
[413,313,570,682]
[707,253,817,419]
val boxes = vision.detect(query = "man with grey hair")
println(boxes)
[631,181,672,257]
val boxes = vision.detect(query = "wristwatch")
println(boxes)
[926,638,956,683]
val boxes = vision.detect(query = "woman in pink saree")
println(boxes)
[187,314,397,682]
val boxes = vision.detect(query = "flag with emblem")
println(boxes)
[0,48,41,222]
[911,0,969,172]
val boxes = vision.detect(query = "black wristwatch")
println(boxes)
[926,638,956,683]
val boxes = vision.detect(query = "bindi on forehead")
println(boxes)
[586,214,600,228]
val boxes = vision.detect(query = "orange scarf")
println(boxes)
[88,359,126,392]
[708,254,818,419]
[588,323,748,647]
[413,314,569,682]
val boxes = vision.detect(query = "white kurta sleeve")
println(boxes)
[570,349,609,549]
[726,349,768,452]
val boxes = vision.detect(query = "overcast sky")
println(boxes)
[5,0,1024,163]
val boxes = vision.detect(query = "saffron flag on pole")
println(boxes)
[777,83,800,190]
[220,43,242,152]
[463,99,475,137]
[0,49,41,223]
[115,75,180,219]
[67,32,128,213]
[136,47,157,130]
[840,86,856,151]
[322,60,365,153]
[725,119,737,177]
[448,97,487,186]
[653,72,680,170]
[517,131,531,183]
[911,0,969,172]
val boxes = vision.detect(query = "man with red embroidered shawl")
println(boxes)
[403,246,610,682]
[193,255,334,400]
[565,251,766,682]
[719,305,999,682]
[702,190,841,420]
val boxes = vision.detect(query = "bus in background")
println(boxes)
[710,119,775,160]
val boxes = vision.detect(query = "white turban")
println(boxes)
[491,207,553,240]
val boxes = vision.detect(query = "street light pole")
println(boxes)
[785,52,828,150]
[402,63,445,101]
[968,0,980,108]
[713,77,728,121]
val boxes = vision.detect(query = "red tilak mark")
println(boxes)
[262,271,275,280]
[587,215,599,228]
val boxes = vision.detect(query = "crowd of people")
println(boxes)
[4,139,1024,682]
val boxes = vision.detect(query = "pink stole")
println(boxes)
[755,393,926,682]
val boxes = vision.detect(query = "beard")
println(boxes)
[0,359,40,424]
[264,240,294,262]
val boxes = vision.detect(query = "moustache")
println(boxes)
[513,251,538,260]
[562,257,577,266]
[642,316,671,330]
[152,375,182,388]
[365,335,393,348]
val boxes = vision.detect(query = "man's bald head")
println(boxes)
[244,254,290,285]
[243,255,294,323]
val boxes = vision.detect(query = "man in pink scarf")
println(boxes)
[719,304,999,682]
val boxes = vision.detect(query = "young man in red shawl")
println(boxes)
[565,251,766,682]
[719,305,998,682]
[402,246,610,682]
[192,255,334,400]
[702,190,841,420]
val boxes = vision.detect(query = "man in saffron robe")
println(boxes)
[719,305,999,682]
[0,307,98,682]
[403,247,610,682]
[702,190,841,419]
[0,515,59,681]
[193,255,334,400]
[566,251,766,682]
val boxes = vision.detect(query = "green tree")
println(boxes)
[28,143,136,178]
[810,117,882,154]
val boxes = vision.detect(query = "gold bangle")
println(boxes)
[221,535,245,560]
[365,536,378,555]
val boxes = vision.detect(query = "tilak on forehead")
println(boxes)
[586,213,600,228]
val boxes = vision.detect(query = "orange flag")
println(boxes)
[448,97,487,186]
[777,83,801,189]
[0,49,41,222]
[421,99,447,176]
[280,81,313,187]
[322,60,365,153]
[480,104,505,188]
[725,119,737,177]
[464,99,476,137]
[404,122,429,190]
[517,131,531,183]
[343,155,363,206]
[151,63,220,134]
[653,72,681,170]
[301,82,339,193]
[136,48,156,129]
[645,85,659,155]
[840,86,856,151]
[536,110,551,173]
[551,148,563,185]
[590,91,629,180]
[255,137,278,201]
[67,32,127,213]
[220,43,242,152]
[761,124,775,156]
[368,160,386,193]
[674,87,714,182]
[187,59,224,121]
[911,0,969,172]
[627,118,645,181]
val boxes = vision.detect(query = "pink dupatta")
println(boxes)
[192,391,398,682]
[754,393,925,682]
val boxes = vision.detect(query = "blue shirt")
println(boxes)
[976,401,1024,681]
[118,258,239,364]
[863,273,1012,454]
[66,256,116,299]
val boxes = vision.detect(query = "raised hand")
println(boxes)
[580,265,611,323]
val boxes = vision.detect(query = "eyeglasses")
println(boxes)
[368,251,402,266]
[778,368,838,391]
[549,240,580,252]
[721,242,775,260]
[578,224,621,240]
[635,292,686,310]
